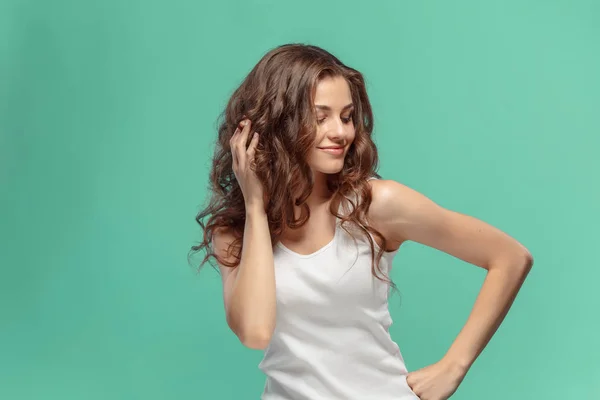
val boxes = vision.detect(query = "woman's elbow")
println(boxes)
[520,249,534,271]
[226,314,272,349]
[239,329,272,350]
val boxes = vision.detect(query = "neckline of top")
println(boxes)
[275,177,383,259]
[276,221,340,259]
[276,199,344,259]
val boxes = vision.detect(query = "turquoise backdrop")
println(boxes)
[1,0,599,399]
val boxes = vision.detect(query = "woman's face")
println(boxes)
[306,75,356,175]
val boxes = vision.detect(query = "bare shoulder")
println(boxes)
[367,178,437,223]
[366,178,435,247]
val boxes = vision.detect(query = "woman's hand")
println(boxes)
[230,119,264,209]
[406,358,468,400]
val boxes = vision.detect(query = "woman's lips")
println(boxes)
[319,147,344,155]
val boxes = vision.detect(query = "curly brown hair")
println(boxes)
[189,43,395,289]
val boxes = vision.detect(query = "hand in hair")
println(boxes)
[230,119,264,210]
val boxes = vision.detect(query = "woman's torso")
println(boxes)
[258,178,419,399]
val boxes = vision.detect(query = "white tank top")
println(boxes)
[258,177,419,399]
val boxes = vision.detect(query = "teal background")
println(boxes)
[1,0,599,399]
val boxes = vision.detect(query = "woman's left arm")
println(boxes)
[370,179,534,399]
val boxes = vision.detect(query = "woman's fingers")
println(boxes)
[230,119,255,174]
[246,132,259,161]
[236,120,252,165]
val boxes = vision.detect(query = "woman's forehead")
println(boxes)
[313,76,352,109]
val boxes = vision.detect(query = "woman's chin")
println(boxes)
[313,164,344,175]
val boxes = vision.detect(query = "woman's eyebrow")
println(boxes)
[314,103,354,111]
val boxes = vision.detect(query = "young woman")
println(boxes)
[191,43,533,400]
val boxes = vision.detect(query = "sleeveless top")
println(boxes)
[258,177,419,399]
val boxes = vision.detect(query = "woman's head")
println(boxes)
[220,44,375,192]
[191,43,394,289]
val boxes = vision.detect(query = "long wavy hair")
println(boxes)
[189,43,395,289]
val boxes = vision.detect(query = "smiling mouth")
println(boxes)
[318,147,344,155]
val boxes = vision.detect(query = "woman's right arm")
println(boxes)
[213,119,276,350]
[213,206,276,350]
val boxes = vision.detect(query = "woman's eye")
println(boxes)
[317,115,353,124]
